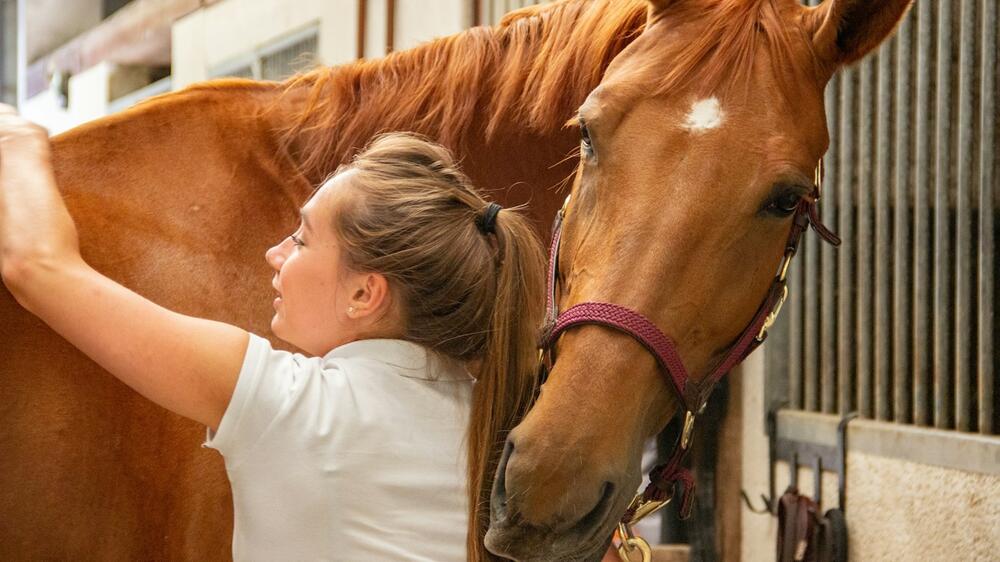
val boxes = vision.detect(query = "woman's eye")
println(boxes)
[290,234,305,247]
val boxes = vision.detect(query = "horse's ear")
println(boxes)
[804,0,913,67]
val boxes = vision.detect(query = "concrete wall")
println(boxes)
[740,350,1000,562]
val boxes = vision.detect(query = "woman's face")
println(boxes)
[265,172,364,355]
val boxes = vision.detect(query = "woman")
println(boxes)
[0,104,545,560]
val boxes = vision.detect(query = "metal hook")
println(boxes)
[740,489,774,514]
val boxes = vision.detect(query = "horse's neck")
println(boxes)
[271,0,647,225]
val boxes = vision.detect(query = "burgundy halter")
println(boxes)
[536,160,841,528]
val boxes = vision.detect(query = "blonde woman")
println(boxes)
[0,104,545,561]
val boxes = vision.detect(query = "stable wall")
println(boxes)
[171,0,472,90]
[740,351,1000,561]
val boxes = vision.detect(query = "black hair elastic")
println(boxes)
[476,203,502,235]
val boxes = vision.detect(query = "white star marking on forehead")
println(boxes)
[683,97,724,131]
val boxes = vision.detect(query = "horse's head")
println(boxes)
[486,0,911,559]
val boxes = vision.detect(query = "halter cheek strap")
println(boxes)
[537,161,840,525]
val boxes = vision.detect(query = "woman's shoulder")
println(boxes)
[320,338,474,383]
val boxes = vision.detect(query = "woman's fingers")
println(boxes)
[0,104,49,145]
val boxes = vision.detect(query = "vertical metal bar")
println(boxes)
[804,183,821,411]
[821,71,841,415]
[978,0,996,435]
[788,250,804,410]
[934,0,954,430]
[893,12,914,425]
[954,0,976,432]
[857,59,875,419]
[913,0,934,427]
[875,42,894,422]
[836,68,856,416]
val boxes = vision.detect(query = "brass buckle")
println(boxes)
[756,285,789,342]
[777,252,794,282]
[625,492,671,525]
[615,521,652,562]
[681,410,696,450]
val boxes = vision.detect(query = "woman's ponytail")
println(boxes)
[466,207,546,562]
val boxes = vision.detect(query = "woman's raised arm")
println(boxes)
[0,104,246,430]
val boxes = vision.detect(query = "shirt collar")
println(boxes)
[322,338,473,381]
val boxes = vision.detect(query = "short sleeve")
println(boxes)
[203,333,318,467]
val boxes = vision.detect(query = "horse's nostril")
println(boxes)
[492,439,515,508]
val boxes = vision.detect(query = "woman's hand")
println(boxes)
[0,103,82,285]
[0,103,50,148]
[0,103,246,430]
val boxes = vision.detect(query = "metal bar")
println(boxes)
[893,12,914,425]
[776,409,1000,476]
[821,71,841,414]
[836,68,855,416]
[912,0,934,427]
[857,59,874,419]
[954,0,976,432]
[978,0,996,435]
[933,0,954,430]
[804,197,820,411]
[875,42,894,422]
[788,240,804,410]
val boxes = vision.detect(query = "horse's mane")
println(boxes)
[275,0,649,181]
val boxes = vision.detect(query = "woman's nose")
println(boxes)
[265,241,286,271]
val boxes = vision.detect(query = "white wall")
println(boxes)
[171,0,358,89]
[393,0,469,51]
[171,0,493,90]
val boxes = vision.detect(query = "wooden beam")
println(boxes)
[385,0,395,54]
[356,0,366,59]
[24,0,222,98]
[471,0,481,27]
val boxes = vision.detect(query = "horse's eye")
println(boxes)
[579,120,594,157]
[767,192,803,216]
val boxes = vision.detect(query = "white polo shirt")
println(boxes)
[204,333,474,561]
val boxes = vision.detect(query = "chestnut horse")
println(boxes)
[0,1,909,561]
[485,0,911,561]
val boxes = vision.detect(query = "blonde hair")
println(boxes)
[331,133,545,561]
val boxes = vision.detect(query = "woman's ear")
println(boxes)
[347,272,392,321]
[804,0,913,69]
